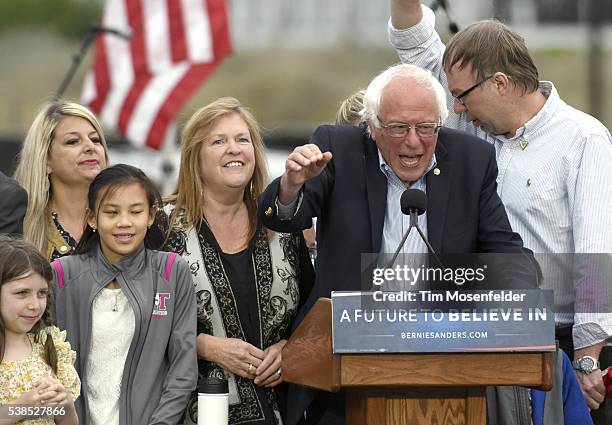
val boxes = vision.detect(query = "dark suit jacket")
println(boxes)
[260,124,531,303]
[258,124,534,425]
[0,171,27,235]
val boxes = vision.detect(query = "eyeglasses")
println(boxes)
[454,76,492,105]
[376,116,441,138]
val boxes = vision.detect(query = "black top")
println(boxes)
[50,212,78,261]
[197,223,278,425]
[204,225,262,348]
[163,210,314,425]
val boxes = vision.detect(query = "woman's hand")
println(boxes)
[254,339,287,387]
[198,334,265,379]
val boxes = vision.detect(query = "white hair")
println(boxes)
[360,63,448,128]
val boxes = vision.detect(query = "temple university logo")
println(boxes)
[153,292,171,318]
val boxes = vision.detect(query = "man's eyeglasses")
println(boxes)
[454,75,492,105]
[376,116,441,138]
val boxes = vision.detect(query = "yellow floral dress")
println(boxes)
[0,326,80,424]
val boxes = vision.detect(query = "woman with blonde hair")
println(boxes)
[15,100,108,260]
[164,97,313,425]
[335,88,365,126]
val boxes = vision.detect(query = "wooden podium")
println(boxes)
[281,298,554,425]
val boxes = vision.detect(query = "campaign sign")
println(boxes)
[331,290,555,353]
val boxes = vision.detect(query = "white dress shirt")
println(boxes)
[389,5,612,349]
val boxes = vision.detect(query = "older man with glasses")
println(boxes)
[258,62,536,425]
[388,1,612,423]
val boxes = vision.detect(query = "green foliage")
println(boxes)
[0,0,102,40]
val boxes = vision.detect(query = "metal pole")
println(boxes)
[55,27,97,100]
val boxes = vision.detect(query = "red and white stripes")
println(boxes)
[82,0,232,150]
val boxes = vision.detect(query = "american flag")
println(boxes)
[82,0,232,150]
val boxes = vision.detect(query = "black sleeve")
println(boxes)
[258,125,336,233]
[0,174,28,235]
[295,233,314,310]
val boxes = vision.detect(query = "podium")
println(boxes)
[281,298,554,425]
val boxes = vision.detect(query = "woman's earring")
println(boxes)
[92,227,97,233]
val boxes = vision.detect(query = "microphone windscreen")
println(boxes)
[400,189,427,216]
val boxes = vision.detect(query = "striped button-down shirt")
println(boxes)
[389,7,612,348]
[379,150,436,257]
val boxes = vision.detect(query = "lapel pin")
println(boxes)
[433,168,441,176]
[264,206,273,217]
[519,139,529,150]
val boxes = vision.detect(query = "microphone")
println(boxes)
[429,0,444,12]
[90,24,132,40]
[400,188,427,226]
[386,189,444,269]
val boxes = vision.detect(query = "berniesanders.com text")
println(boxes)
[401,331,488,339]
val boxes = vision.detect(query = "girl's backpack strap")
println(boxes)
[52,260,65,289]
[163,252,178,282]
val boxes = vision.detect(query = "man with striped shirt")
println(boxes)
[387,0,612,421]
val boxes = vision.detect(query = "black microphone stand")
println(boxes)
[54,24,130,100]
[386,208,444,269]
[430,0,460,34]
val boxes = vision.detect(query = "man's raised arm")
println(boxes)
[390,0,423,30]
[278,144,332,205]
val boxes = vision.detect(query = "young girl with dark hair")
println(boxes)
[52,164,197,425]
[0,238,79,425]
